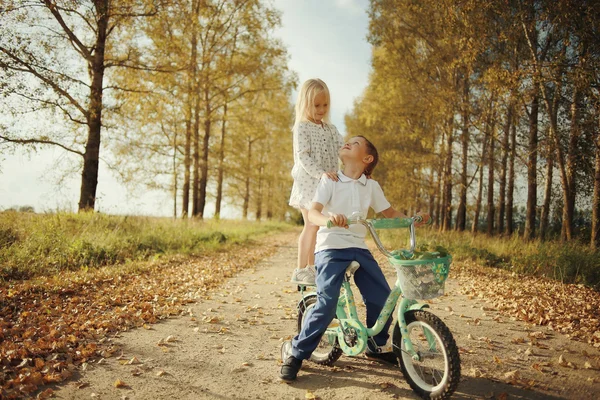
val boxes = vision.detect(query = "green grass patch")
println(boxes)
[376,228,600,290]
[0,211,293,281]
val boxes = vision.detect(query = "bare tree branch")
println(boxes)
[43,0,92,61]
[0,135,84,156]
[0,45,89,119]
[11,91,88,125]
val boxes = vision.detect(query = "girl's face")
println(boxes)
[309,91,328,123]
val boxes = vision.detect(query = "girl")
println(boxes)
[289,79,343,285]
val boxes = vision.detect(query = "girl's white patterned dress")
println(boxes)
[289,121,344,209]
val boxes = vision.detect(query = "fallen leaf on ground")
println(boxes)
[114,379,128,388]
[305,390,317,399]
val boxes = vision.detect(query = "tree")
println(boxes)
[107,0,294,219]
[0,0,163,211]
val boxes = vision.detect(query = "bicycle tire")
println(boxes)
[393,310,461,399]
[297,294,343,366]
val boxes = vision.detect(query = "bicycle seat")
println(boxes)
[347,261,360,275]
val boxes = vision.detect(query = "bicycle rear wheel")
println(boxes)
[392,310,460,399]
[297,295,342,366]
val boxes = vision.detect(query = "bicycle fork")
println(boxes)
[368,282,435,362]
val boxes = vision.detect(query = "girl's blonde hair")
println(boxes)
[293,78,331,131]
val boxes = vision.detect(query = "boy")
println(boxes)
[280,136,407,382]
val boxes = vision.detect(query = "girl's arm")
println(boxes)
[294,124,326,179]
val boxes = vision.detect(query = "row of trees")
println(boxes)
[347,0,600,246]
[0,0,296,220]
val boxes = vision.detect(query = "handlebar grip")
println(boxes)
[326,216,359,229]
[414,213,433,225]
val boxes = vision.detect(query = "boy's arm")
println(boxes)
[380,207,429,226]
[379,207,407,219]
[309,202,348,228]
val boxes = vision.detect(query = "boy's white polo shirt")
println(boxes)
[312,170,391,252]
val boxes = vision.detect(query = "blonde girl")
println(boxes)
[289,79,344,285]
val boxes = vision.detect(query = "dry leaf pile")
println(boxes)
[0,238,281,399]
[453,260,600,347]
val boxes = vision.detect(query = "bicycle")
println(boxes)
[286,214,461,399]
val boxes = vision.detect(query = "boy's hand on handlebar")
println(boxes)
[327,213,348,228]
[414,212,432,227]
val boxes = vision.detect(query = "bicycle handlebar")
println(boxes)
[326,214,431,229]
[325,214,431,257]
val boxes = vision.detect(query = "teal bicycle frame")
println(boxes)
[300,216,438,361]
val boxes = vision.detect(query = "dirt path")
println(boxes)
[53,231,599,400]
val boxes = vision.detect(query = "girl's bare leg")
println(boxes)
[297,208,319,269]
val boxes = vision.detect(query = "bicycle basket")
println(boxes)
[388,254,451,300]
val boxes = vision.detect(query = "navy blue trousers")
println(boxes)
[291,247,392,360]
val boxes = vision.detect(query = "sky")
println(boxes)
[0,0,372,217]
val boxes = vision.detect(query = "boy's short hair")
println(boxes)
[357,135,379,176]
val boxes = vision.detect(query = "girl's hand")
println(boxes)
[322,171,339,181]
[327,213,348,228]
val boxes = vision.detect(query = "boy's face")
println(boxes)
[310,91,328,123]
[339,136,371,162]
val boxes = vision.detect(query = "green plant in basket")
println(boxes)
[391,244,449,260]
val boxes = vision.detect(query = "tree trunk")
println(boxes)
[78,1,109,212]
[592,123,600,249]
[434,174,441,228]
[266,180,273,220]
[522,13,573,240]
[182,111,192,218]
[191,91,201,217]
[441,117,454,231]
[562,85,581,240]
[524,93,538,240]
[198,107,211,219]
[497,102,512,234]
[182,3,199,218]
[242,139,252,219]
[472,116,490,234]
[428,168,436,221]
[540,87,561,239]
[256,163,264,220]
[486,113,496,236]
[506,121,516,235]
[456,75,469,231]
[214,28,238,220]
[540,142,553,240]
[434,133,445,229]
[172,131,178,218]
[215,102,228,219]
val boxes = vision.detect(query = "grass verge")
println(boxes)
[0,211,293,281]
[377,228,600,290]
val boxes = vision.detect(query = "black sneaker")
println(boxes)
[280,356,302,381]
[365,349,399,366]
[280,341,302,381]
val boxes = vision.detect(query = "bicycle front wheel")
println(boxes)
[297,295,342,366]
[393,310,460,399]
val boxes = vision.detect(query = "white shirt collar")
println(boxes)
[337,170,367,186]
